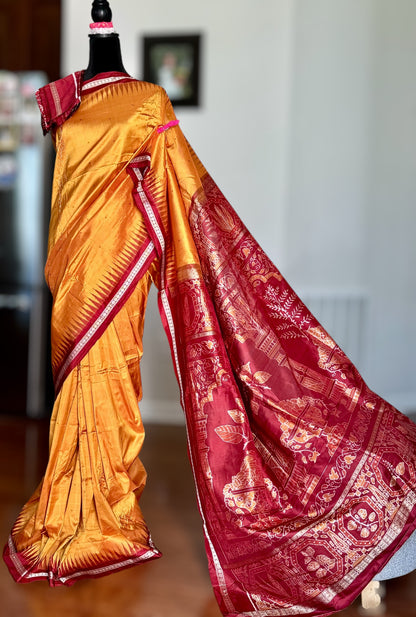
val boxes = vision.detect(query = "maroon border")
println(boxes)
[126,157,167,259]
[3,534,161,587]
[54,237,156,394]
[81,73,137,96]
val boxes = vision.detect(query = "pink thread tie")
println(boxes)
[157,119,180,134]
[89,22,115,34]
[90,21,114,29]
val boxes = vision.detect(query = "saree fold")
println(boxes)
[4,75,416,616]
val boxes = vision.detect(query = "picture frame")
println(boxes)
[142,34,201,107]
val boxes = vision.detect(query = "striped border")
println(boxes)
[126,154,237,614]
[82,74,135,95]
[127,155,184,404]
[54,237,156,394]
[4,533,161,586]
[36,72,82,135]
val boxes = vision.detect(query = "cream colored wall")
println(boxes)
[365,0,416,409]
[62,0,416,421]
[285,0,416,409]
[62,0,292,262]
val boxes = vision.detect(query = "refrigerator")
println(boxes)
[0,71,52,417]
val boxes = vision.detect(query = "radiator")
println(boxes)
[299,289,368,369]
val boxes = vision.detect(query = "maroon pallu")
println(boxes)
[128,121,416,616]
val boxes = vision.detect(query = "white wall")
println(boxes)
[285,0,416,409]
[62,0,292,262]
[285,0,373,288]
[365,0,416,408]
[62,0,416,420]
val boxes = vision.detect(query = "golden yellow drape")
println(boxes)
[6,82,176,584]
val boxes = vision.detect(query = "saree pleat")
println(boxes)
[4,75,416,616]
[4,81,169,583]
[5,273,161,585]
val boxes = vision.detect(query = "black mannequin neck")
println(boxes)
[83,34,128,81]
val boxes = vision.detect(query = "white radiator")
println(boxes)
[299,289,368,369]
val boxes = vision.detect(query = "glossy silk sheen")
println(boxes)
[4,75,416,617]
[5,80,166,585]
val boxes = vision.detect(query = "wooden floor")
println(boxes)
[1,416,416,617]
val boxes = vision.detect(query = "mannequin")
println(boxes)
[83,0,128,81]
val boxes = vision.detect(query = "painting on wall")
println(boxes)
[142,34,201,107]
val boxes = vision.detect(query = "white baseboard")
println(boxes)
[138,391,416,427]
[139,397,184,425]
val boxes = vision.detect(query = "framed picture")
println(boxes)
[143,34,201,107]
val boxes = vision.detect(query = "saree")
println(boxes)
[4,72,416,616]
